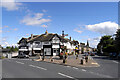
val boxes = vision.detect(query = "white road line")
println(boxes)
[35,66,47,70]
[89,71,113,78]
[29,65,36,67]
[66,66,71,68]
[58,72,77,80]
[73,67,78,70]
[81,69,87,72]
[16,61,24,64]
[113,61,119,64]
[29,65,47,70]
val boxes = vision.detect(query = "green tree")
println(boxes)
[5,46,18,52]
[115,29,120,54]
[97,35,116,56]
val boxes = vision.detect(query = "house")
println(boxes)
[18,30,78,56]
[79,42,93,54]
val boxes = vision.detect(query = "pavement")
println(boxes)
[1,54,119,79]
[34,55,99,67]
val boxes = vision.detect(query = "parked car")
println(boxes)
[90,52,95,56]
[109,53,113,57]
[18,54,29,58]
[109,53,117,58]
[117,53,120,60]
[112,53,117,58]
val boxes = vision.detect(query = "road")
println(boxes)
[69,54,119,78]
[2,55,119,79]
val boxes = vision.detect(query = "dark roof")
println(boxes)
[18,33,79,45]
[18,37,27,44]
[28,33,69,42]
[27,35,39,40]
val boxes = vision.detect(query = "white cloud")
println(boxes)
[1,0,22,11]
[21,13,51,26]
[88,37,101,48]
[41,24,48,27]
[86,21,118,35]
[74,29,83,34]
[48,16,51,18]
[42,9,47,12]
[1,41,18,47]
[0,30,2,33]
[26,34,29,36]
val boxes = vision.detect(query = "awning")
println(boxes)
[19,49,28,51]
[33,48,41,50]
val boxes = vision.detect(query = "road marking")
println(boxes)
[113,61,119,64]
[35,66,47,70]
[58,72,78,80]
[73,67,78,70]
[89,71,113,78]
[29,65,36,67]
[66,66,71,67]
[16,61,24,64]
[29,65,47,70]
[81,69,87,72]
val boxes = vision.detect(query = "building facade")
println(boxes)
[18,31,78,56]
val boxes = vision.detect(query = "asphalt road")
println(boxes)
[2,55,119,79]
[83,55,119,78]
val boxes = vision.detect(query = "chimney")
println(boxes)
[45,30,48,35]
[70,36,71,41]
[31,34,33,39]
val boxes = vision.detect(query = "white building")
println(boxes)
[18,31,78,56]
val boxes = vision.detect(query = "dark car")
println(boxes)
[112,53,117,57]
[18,54,29,58]
[109,52,117,58]
[90,52,95,56]
[117,53,120,60]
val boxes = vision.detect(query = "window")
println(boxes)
[35,42,40,45]
[52,36,60,43]
[44,48,51,55]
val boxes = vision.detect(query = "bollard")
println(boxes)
[42,57,44,61]
[85,56,88,62]
[51,59,53,62]
[81,59,83,65]
[76,54,78,59]
[63,58,67,63]
[51,58,54,62]
[63,59,65,63]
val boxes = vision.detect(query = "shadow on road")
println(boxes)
[92,56,119,61]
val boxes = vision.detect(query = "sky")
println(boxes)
[0,1,118,48]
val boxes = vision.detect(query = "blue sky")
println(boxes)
[1,2,118,48]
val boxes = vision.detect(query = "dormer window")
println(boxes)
[52,36,60,43]
[35,41,40,45]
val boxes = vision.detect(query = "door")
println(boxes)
[53,48,59,56]
[44,48,51,56]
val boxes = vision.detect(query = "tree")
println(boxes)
[115,29,120,54]
[97,35,116,56]
[5,46,18,52]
